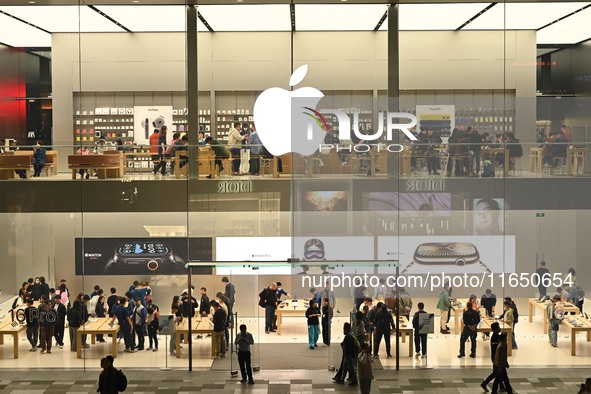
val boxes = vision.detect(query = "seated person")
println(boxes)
[169,135,188,173]
[204,136,230,178]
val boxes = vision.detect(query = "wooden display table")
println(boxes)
[527,298,580,333]
[76,317,120,358]
[562,316,591,356]
[175,317,215,358]
[567,147,587,176]
[276,300,307,335]
[12,150,58,176]
[68,153,123,179]
[0,319,26,358]
[0,154,32,179]
[393,316,413,357]
[173,149,215,179]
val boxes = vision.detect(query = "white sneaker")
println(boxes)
[421,354,427,359]
[415,352,421,358]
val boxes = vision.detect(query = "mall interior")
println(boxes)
[1,0,591,392]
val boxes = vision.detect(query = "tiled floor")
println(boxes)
[0,367,588,393]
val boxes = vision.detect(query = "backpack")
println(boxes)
[258,289,267,308]
[481,161,495,177]
[116,369,128,391]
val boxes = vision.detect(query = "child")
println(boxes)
[358,342,374,394]
[146,305,159,351]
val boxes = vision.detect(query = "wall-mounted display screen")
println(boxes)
[369,192,452,217]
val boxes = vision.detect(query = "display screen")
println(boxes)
[116,243,170,256]
[368,192,452,217]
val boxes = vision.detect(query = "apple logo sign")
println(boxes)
[253,64,328,157]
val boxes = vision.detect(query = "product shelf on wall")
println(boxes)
[215,109,253,141]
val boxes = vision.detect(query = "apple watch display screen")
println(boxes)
[117,243,170,256]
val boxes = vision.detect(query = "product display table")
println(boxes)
[392,316,413,357]
[527,298,580,333]
[0,319,26,358]
[529,147,544,174]
[175,317,215,358]
[276,300,309,335]
[561,316,591,356]
[76,317,119,359]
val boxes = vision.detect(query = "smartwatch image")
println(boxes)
[103,242,185,275]
[401,242,491,274]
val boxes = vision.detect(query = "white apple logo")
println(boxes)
[253,65,327,156]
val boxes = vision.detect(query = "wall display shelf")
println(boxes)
[215,109,253,142]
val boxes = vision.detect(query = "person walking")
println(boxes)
[481,322,505,392]
[373,304,395,359]
[97,355,120,394]
[306,299,321,349]
[24,299,39,351]
[358,342,374,394]
[412,302,429,358]
[458,301,479,358]
[491,334,514,394]
[332,322,359,387]
[235,324,255,385]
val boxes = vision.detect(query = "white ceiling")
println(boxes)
[0,3,590,47]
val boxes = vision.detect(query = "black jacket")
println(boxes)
[55,303,67,323]
[375,309,395,332]
[463,308,480,327]
[213,308,227,332]
[199,294,211,315]
[259,287,277,307]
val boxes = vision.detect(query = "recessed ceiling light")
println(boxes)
[341,0,349,2]
[28,1,36,3]
[236,0,244,2]
[132,0,139,3]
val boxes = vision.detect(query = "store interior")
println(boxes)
[1,0,591,373]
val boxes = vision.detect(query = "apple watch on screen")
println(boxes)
[401,242,491,274]
[103,242,185,274]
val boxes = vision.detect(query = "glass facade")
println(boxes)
[0,1,591,371]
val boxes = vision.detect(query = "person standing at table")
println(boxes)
[412,302,429,358]
[132,298,147,351]
[436,286,452,334]
[67,299,83,352]
[211,301,227,358]
[24,299,39,351]
[458,301,479,358]
[199,287,211,316]
[273,282,290,330]
[152,126,168,176]
[111,297,136,353]
[54,295,67,349]
[235,324,255,384]
[39,301,56,353]
[259,283,277,334]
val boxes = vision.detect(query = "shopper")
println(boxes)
[228,122,247,174]
[24,299,39,351]
[259,283,277,334]
[169,304,182,356]
[481,322,504,392]
[458,301,479,358]
[548,294,563,347]
[107,288,118,317]
[199,287,211,316]
[211,301,227,358]
[146,306,159,351]
[353,311,367,347]
[412,302,429,358]
[235,324,255,384]
[578,378,591,394]
[399,287,413,320]
[67,299,83,352]
[305,299,321,349]
[374,304,394,359]
[132,298,146,351]
[357,343,374,394]
[204,136,230,177]
[53,295,67,348]
[39,301,56,354]
[222,276,235,328]
[97,355,120,394]
[273,281,290,330]
[152,125,168,176]
[436,287,452,334]
[321,297,333,347]
[491,334,514,394]
[333,322,358,386]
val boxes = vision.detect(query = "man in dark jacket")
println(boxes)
[259,283,277,334]
[458,301,480,358]
[97,355,120,394]
[374,304,395,358]
[211,301,227,358]
[332,322,358,386]
[481,322,506,392]
[199,287,211,316]
[54,295,67,348]
[412,302,429,358]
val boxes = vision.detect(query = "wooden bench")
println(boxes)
[0,154,32,179]
[68,153,123,179]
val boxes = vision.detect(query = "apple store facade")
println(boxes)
[1,0,591,372]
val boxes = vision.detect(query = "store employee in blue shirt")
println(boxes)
[273,282,291,330]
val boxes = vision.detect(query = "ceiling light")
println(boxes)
[132,1,139,3]
[28,1,35,3]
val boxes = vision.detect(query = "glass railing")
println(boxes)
[0,140,589,180]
